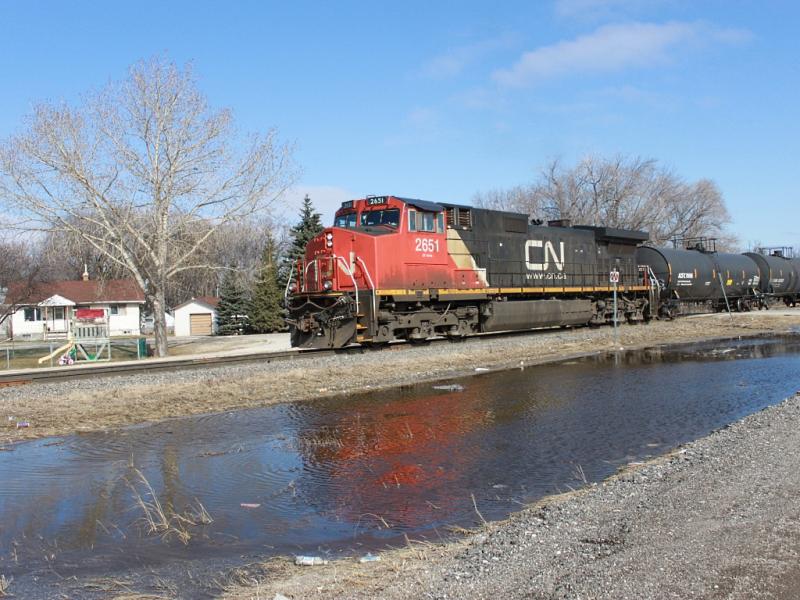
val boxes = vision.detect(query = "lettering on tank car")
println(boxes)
[676,272,694,286]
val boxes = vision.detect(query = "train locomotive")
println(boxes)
[286,195,799,349]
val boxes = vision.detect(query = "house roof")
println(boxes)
[173,296,220,311]
[4,279,145,306]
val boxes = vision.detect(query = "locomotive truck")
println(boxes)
[286,195,799,349]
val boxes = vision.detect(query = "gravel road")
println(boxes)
[223,391,800,600]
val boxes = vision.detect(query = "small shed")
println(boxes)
[173,296,219,337]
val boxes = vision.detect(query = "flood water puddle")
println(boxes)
[2,336,800,593]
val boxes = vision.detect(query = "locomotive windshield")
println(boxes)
[334,211,357,229]
[360,208,400,228]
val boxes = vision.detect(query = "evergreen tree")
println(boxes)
[250,233,285,333]
[278,194,324,289]
[216,268,251,335]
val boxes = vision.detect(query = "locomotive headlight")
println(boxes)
[323,279,333,290]
[288,282,297,293]
[325,232,333,240]
[326,239,333,247]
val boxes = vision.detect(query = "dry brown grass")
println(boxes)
[126,469,213,545]
[0,575,10,597]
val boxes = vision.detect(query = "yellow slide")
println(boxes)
[38,341,75,365]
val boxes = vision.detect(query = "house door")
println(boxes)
[189,313,213,336]
[46,306,69,333]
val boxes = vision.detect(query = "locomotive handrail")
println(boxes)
[284,263,296,302]
[334,255,360,316]
[299,255,360,316]
[355,256,378,319]
[303,259,317,293]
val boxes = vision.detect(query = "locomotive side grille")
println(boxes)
[445,207,455,228]
[444,207,473,230]
[457,208,472,229]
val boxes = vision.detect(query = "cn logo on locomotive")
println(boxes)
[525,240,566,272]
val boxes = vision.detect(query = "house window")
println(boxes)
[24,308,42,321]
[110,305,119,315]
[52,307,65,320]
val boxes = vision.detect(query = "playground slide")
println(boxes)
[38,342,75,365]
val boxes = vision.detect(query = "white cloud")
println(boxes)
[493,21,750,87]
[421,35,518,79]
[283,184,356,225]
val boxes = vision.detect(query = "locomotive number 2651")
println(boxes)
[414,237,440,253]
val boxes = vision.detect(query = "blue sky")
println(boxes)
[0,0,797,246]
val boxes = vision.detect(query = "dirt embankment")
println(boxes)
[1,311,798,445]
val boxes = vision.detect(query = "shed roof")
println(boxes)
[173,296,219,311]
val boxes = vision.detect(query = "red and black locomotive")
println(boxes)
[286,195,654,348]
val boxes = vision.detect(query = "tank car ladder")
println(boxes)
[645,265,662,319]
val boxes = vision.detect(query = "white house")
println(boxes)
[173,297,219,337]
[1,277,145,340]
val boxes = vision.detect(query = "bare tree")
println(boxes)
[0,236,36,290]
[164,215,285,307]
[0,57,298,356]
[473,184,543,215]
[0,233,47,331]
[473,155,733,247]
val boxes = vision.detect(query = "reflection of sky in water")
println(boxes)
[1,337,799,579]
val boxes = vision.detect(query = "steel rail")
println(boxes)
[0,326,570,387]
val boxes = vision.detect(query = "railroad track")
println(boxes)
[0,331,524,387]
[0,347,320,386]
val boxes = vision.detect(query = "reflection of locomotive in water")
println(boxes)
[286,195,799,349]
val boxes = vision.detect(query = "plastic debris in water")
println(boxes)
[240,503,261,509]
[359,553,381,563]
[295,555,328,566]
[474,367,490,372]
[432,384,464,392]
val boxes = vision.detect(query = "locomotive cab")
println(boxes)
[287,195,449,348]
